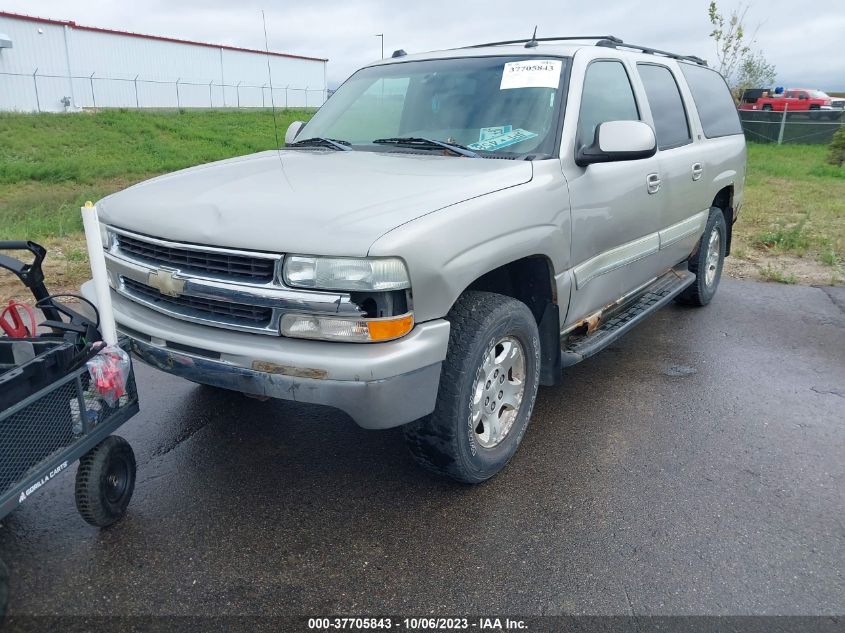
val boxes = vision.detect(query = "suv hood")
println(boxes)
[98,150,533,256]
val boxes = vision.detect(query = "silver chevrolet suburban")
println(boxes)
[84,35,746,483]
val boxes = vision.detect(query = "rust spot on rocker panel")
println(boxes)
[582,311,602,334]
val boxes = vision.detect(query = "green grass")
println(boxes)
[0,108,313,240]
[760,265,797,284]
[752,215,812,254]
[739,143,845,270]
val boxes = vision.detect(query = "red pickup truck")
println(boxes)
[740,88,840,119]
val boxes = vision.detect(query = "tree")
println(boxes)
[828,125,845,167]
[708,2,776,96]
[735,51,777,96]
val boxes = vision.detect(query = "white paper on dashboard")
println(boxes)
[500,60,562,90]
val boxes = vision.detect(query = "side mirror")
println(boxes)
[284,121,305,145]
[575,120,657,167]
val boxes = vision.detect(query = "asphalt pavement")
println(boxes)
[0,278,843,618]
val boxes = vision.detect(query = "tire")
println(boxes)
[403,291,541,483]
[0,558,8,621]
[676,207,727,307]
[75,436,136,528]
[762,104,772,111]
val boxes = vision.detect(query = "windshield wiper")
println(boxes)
[372,137,478,158]
[288,137,352,151]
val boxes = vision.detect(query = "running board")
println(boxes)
[560,269,695,368]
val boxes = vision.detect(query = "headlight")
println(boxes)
[98,221,113,249]
[283,255,410,291]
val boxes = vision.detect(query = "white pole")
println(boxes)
[777,103,788,145]
[81,201,118,345]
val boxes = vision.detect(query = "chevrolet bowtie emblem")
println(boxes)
[147,268,186,297]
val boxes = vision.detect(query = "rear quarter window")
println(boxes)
[679,64,742,138]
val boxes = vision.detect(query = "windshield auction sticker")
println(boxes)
[500,59,562,90]
[468,128,538,151]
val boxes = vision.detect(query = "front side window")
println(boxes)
[576,60,640,148]
[300,56,568,158]
[637,64,691,150]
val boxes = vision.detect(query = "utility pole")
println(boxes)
[375,33,384,59]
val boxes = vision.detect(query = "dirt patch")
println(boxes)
[725,251,841,286]
[1,235,89,305]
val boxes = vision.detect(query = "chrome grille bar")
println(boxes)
[112,228,281,285]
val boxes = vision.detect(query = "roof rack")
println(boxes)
[463,35,623,49]
[460,35,707,67]
[601,40,708,66]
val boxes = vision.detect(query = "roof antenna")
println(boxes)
[261,10,281,153]
[525,26,539,48]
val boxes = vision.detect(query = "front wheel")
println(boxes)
[677,207,727,307]
[75,436,137,528]
[403,291,541,483]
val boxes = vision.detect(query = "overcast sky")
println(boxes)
[6,0,845,90]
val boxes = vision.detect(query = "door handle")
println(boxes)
[691,163,703,181]
[647,173,661,194]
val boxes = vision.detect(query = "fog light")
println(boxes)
[280,313,414,342]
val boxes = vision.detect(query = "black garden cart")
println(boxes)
[0,241,141,619]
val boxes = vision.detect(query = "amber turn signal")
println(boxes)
[366,314,414,342]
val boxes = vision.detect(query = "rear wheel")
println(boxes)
[403,291,541,483]
[677,207,727,307]
[762,104,773,111]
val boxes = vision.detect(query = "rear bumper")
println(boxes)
[81,281,449,428]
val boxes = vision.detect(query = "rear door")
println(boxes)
[634,62,709,272]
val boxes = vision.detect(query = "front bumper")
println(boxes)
[81,281,450,428]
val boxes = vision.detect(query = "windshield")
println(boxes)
[809,90,830,99]
[299,56,569,158]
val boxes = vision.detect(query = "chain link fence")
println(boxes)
[0,69,326,113]
[739,109,844,145]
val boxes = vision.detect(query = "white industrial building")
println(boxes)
[0,11,328,112]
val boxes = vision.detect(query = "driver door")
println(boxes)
[562,59,663,327]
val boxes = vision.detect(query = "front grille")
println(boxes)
[123,278,272,327]
[117,233,276,283]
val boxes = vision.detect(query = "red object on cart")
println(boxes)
[0,300,37,338]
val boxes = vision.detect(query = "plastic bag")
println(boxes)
[86,344,130,407]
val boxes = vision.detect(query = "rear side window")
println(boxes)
[679,64,742,138]
[577,60,639,147]
[637,64,691,150]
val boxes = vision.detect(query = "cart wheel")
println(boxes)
[0,557,9,621]
[75,436,136,528]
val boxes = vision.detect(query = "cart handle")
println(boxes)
[0,241,61,324]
